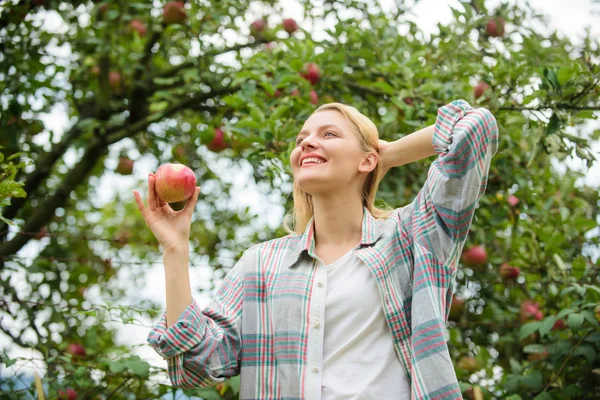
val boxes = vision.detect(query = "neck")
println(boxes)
[310,194,364,247]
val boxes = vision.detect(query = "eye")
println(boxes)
[296,131,336,145]
[324,131,336,137]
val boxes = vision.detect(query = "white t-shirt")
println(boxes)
[320,249,410,399]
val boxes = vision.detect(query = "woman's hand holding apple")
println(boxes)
[133,163,200,253]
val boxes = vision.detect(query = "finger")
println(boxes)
[133,190,148,219]
[147,174,157,211]
[182,187,201,216]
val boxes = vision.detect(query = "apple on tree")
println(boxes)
[206,127,229,153]
[486,16,506,38]
[301,63,320,86]
[116,157,134,175]
[58,388,77,400]
[310,90,318,105]
[461,245,488,267]
[67,343,86,357]
[154,163,196,203]
[474,81,491,99]
[163,1,186,25]
[499,263,520,280]
[250,18,267,37]
[282,18,299,34]
[129,19,147,37]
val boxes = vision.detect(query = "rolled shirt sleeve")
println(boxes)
[146,251,246,388]
[411,99,499,269]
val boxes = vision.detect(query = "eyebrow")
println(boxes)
[296,124,343,139]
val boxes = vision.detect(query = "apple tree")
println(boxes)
[1,0,599,398]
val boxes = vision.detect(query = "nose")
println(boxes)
[300,134,318,150]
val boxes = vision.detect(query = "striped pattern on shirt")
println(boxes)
[147,99,499,399]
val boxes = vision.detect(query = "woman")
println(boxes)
[134,99,498,399]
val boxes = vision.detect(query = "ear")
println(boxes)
[358,151,378,173]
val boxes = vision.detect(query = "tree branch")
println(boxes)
[0,85,239,260]
[0,126,85,237]
[498,104,600,111]
[153,39,269,80]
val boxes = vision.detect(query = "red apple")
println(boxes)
[552,319,566,331]
[116,157,134,175]
[58,388,77,400]
[109,71,122,91]
[250,18,267,36]
[154,163,196,203]
[474,81,490,99]
[282,18,299,34]
[301,63,320,86]
[130,19,147,37]
[461,245,488,267]
[507,195,519,207]
[163,1,186,25]
[310,89,318,105]
[449,296,465,321]
[520,300,543,322]
[67,343,86,357]
[206,127,229,153]
[486,17,505,38]
[499,263,520,280]
[290,88,300,97]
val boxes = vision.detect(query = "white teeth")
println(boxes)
[302,157,326,165]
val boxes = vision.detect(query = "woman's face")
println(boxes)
[290,110,377,196]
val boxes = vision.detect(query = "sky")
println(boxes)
[2,0,599,390]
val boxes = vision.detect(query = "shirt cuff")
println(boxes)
[431,99,473,155]
[146,297,207,360]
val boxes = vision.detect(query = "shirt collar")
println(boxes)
[284,206,384,269]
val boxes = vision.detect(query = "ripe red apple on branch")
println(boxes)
[520,300,543,322]
[486,16,506,38]
[116,157,134,175]
[250,18,267,36]
[67,343,86,357]
[206,127,229,153]
[499,263,520,280]
[461,245,488,267]
[474,81,490,99]
[163,1,186,25]
[301,63,320,85]
[129,19,147,37]
[58,388,77,400]
[282,18,299,34]
[154,163,196,203]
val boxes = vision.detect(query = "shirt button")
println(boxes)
[312,366,319,373]
[317,281,323,287]
[314,320,321,328]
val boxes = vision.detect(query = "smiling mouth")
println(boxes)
[301,161,328,167]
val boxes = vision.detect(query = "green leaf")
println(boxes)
[539,315,557,338]
[523,344,546,354]
[109,360,126,373]
[533,392,552,400]
[128,359,150,378]
[505,396,522,400]
[519,321,541,340]
[568,313,584,330]
[581,310,600,327]
[557,307,577,319]
[573,345,597,363]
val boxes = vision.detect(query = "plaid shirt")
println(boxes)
[147,99,499,400]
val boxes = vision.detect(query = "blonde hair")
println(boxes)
[283,102,394,235]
